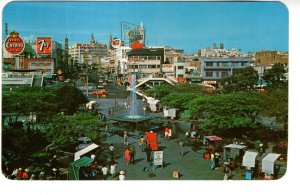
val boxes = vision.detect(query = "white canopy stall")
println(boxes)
[74,143,99,161]
[242,151,258,168]
[223,144,247,162]
[262,153,281,174]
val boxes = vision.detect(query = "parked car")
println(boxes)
[91,89,108,96]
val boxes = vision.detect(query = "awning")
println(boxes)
[74,143,99,161]
[224,144,247,149]
[205,136,222,141]
[69,156,94,180]
[262,153,281,174]
[242,151,258,168]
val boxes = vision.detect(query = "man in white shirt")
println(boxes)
[101,165,108,180]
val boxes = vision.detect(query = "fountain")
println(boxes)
[107,73,160,132]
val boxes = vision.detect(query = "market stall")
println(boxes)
[262,153,281,179]
[242,151,258,180]
[223,144,247,162]
[203,135,223,153]
[69,156,94,180]
[74,143,99,161]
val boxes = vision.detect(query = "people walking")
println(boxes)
[125,147,131,165]
[109,144,115,160]
[124,131,129,146]
[101,165,108,180]
[119,170,126,180]
[145,144,152,162]
[110,161,117,178]
[214,152,220,169]
[164,126,169,139]
[139,136,145,152]
[130,145,136,164]
[210,152,215,170]
[179,140,184,156]
[168,128,172,140]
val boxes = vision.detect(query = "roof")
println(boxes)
[205,135,222,141]
[202,57,250,62]
[74,143,99,161]
[262,153,281,174]
[242,151,258,168]
[224,144,247,149]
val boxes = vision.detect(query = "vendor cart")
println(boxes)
[203,135,223,153]
[223,144,247,162]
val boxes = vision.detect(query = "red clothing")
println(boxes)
[164,127,169,133]
[22,172,29,180]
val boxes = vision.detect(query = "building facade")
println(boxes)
[201,57,250,81]
[127,47,165,76]
[255,50,288,67]
[69,34,108,65]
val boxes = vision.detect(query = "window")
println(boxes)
[206,62,213,67]
[148,56,156,60]
[177,74,184,78]
[222,71,228,77]
[206,71,213,77]
[216,71,220,77]
[178,66,184,69]
[217,62,220,67]
[148,65,157,68]
[157,56,161,60]
[139,65,147,69]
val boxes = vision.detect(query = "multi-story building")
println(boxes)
[198,43,246,58]
[127,47,165,77]
[69,34,108,65]
[201,57,250,82]
[255,50,288,67]
[115,46,132,75]
[3,57,55,73]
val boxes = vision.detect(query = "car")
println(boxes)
[91,89,108,96]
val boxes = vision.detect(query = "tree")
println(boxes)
[263,63,287,87]
[184,92,261,132]
[42,112,107,150]
[220,67,259,93]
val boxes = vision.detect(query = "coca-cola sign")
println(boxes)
[4,31,25,55]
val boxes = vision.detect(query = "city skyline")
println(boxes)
[2,1,288,54]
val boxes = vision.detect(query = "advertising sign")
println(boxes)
[4,31,25,55]
[111,38,121,49]
[130,41,144,50]
[153,151,163,166]
[162,64,174,73]
[36,37,52,55]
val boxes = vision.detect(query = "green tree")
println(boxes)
[185,92,261,132]
[221,67,259,93]
[263,63,287,87]
[42,112,106,150]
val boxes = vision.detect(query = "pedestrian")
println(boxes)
[130,145,136,164]
[139,136,145,152]
[168,128,172,140]
[119,170,126,180]
[110,161,117,178]
[270,122,274,130]
[22,168,29,180]
[210,153,215,170]
[164,126,169,139]
[16,168,23,180]
[101,165,108,180]
[124,131,129,146]
[125,147,131,165]
[214,152,220,169]
[109,144,115,160]
[52,168,59,179]
[179,140,184,156]
[145,144,152,162]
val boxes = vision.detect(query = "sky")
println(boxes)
[2,1,289,54]
[2,1,288,54]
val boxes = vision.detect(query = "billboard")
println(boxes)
[153,151,163,166]
[36,37,52,55]
[162,64,174,73]
[4,31,25,55]
[111,38,121,49]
